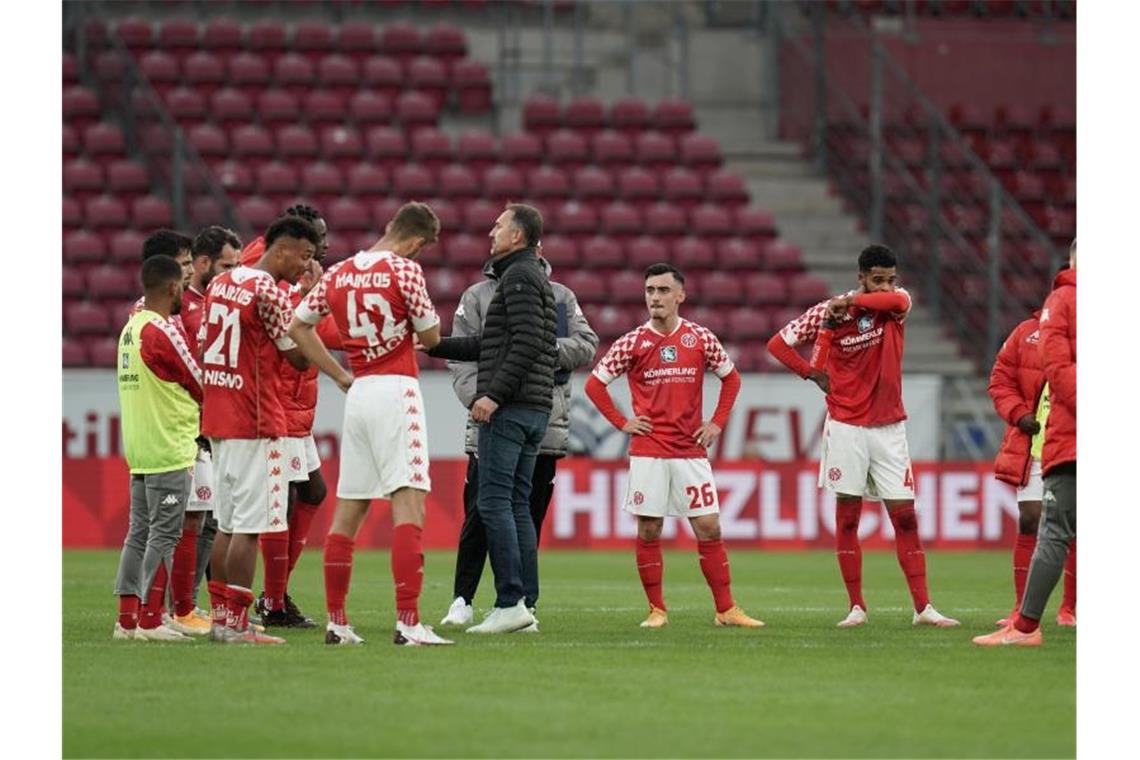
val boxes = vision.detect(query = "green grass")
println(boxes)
[63,549,1074,758]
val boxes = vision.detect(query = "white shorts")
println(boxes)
[337,375,431,499]
[818,416,914,501]
[210,437,289,534]
[1016,457,1044,502]
[284,434,322,483]
[186,447,214,512]
[623,457,720,518]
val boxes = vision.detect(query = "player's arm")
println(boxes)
[988,322,1038,433]
[767,301,829,392]
[693,332,740,448]
[287,273,352,392]
[828,289,912,318]
[1039,291,1076,413]
[557,292,599,372]
[585,335,652,435]
[140,321,204,405]
[447,285,483,408]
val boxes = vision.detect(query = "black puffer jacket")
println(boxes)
[428,246,557,413]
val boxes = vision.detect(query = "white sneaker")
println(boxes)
[135,624,191,642]
[518,608,540,633]
[395,621,455,646]
[913,604,960,627]
[440,596,474,626]
[112,623,138,641]
[465,599,535,634]
[837,605,868,628]
[325,622,365,645]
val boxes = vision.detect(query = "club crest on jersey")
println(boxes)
[857,315,874,333]
[660,346,678,363]
[1026,329,1040,344]
[680,333,697,349]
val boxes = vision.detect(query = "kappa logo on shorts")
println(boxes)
[632,491,645,506]
[680,333,697,349]
[160,493,180,506]
[660,346,678,363]
[404,388,417,398]
[411,456,424,466]
[408,422,422,432]
[828,467,842,482]
[291,456,302,472]
[271,517,282,527]
[407,405,420,414]
[410,440,423,449]
[268,449,282,460]
[857,315,874,333]
[270,466,281,477]
[195,486,212,501]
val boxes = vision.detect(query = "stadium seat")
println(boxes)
[304,90,349,127]
[788,273,832,307]
[371,198,404,230]
[158,18,199,58]
[565,96,606,137]
[64,230,108,266]
[228,52,272,95]
[395,90,441,130]
[206,89,253,129]
[764,239,804,272]
[231,124,275,165]
[132,196,173,229]
[652,98,696,136]
[706,169,750,209]
[644,202,686,241]
[1007,170,1046,203]
[522,94,561,138]
[348,90,392,127]
[546,129,590,169]
[426,197,460,233]
[62,337,88,368]
[617,166,661,209]
[248,20,288,66]
[610,97,650,136]
[538,235,579,269]
[410,127,454,172]
[63,197,83,229]
[438,164,480,199]
[65,301,112,335]
[326,197,371,231]
[683,305,726,336]
[572,165,616,209]
[338,21,378,63]
[634,131,676,169]
[63,51,78,85]
[661,167,703,211]
[294,21,336,64]
[455,130,499,173]
[590,305,632,341]
[86,336,122,367]
[462,199,500,232]
[725,308,771,342]
[63,86,100,132]
[184,51,228,96]
[341,162,385,199]
[116,16,154,52]
[85,196,129,229]
[482,163,526,203]
[164,86,206,124]
[600,202,642,238]
[627,236,668,270]
[424,22,468,65]
[87,265,137,301]
[237,196,277,230]
[361,56,404,100]
[274,53,316,97]
[378,22,424,66]
[255,161,300,203]
[527,166,571,199]
[561,270,607,305]
[63,124,79,159]
[445,234,486,267]
[744,272,787,305]
[107,230,145,265]
[689,203,733,239]
[451,60,493,114]
[735,206,778,238]
[552,201,598,237]
[63,159,105,201]
[500,132,543,171]
[201,18,244,60]
[679,134,722,176]
[694,271,744,306]
[393,163,437,197]
[670,236,714,271]
[425,269,468,301]
[364,126,409,173]
[608,270,646,304]
[717,238,763,270]
[408,56,450,109]
[579,234,625,269]
[320,126,364,169]
[63,266,85,300]
[273,123,317,162]
[107,160,150,202]
[254,88,299,127]
[138,51,180,98]
[591,130,634,166]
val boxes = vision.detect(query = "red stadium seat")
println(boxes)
[537,235,579,269]
[116,16,154,52]
[108,230,146,265]
[87,266,135,300]
[455,130,499,173]
[64,230,108,266]
[273,123,317,161]
[527,166,571,199]
[138,51,180,98]
[255,161,300,202]
[644,202,686,240]
[227,52,271,94]
[609,271,646,304]
[670,236,714,270]
[561,270,608,305]
[438,164,480,199]
[661,167,703,211]
[248,20,288,65]
[590,305,633,341]
[627,236,669,270]
[600,202,642,238]
[983,138,1018,170]
[679,134,722,176]
[132,196,173,229]
[63,197,83,229]
[717,238,763,270]
[274,53,316,96]
[522,94,561,137]
[652,98,696,136]
[572,166,616,208]
[85,196,129,229]
[87,337,123,367]
[579,234,625,269]
[237,196,277,230]
[462,199,500,232]
[949,102,990,135]
[63,51,78,85]
[482,164,526,203]
[348,90,392,127]
[326,197,371,231]
[445,234,487,267]
[408,56,450,109]
[202,18,244,59]
[232,124,275,164]
[451,60,493,114]
[303,90,349,126]
[764,239,804,272]
[361,56,404,99]
[564,96,606,137]
[294,21,336,64]
[158,18,199,58]
[591,130,634,166]
[208,88,253,128]
[610,97,650,136]
[256,88,299,126]
[371,198,404,230]
[725,308,771,342]
[63,124,80,159]
[552,201,597,237]
[338,22,377,63]
[1006,170,1045,203]
[364,126,409,172]
[684,305,726,336]
[63,159,105,200]
[393,163,436,197]
[789,273,832,307]
[500,132,543,171]
[395,90,441,130]
[546,129,590,169]
[342,163,385,199]
[379,22,424,66]
[706,169,750,209]
[690,204,733,239]
[617,166,661,207]
[424,22,467,65]
[411,127,454,171]
[320,126,364,168]
[744,272,788,305]
[107,160,150,201]
[164,86,206,124]
[634,131,675,168]
[693,271,744,306]
[425,269,468,301]
[426,197,460,233]
[63,266,85,299]
[65,301,112,335]
[735,206,777,238]
[62,337,88,368]
[63,85,100,132]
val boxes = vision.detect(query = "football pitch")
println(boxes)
[63,549,1074,758]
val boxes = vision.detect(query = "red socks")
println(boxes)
[225,585,254,630]
[635,537,666,610]
[889,505,930,612]
[697,539,735,613]
[324,533,355,626]
[1061,539,1076,612]
[171,526,198,617]
[1012,533,1037,609]
[139,564,168,630]
[835,500,866,610]
[1014,611,1040,633]
[288,504,319,574]
[391,523,424,626]
[118,595,140,630]
[259,531,290,611]
[207,580,228,627]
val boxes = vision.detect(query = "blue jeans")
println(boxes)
[476,405,550,608]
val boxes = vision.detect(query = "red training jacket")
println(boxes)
[1039,268,1076,473]
[988,312,1046,487]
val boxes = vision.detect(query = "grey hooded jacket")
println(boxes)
[448,258,599,457]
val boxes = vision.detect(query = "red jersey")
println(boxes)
[130,296,191,349]
[778,288,911,427]
[278,284,343,437]
[294,250,438,379]
[180,286,206,356]
[592,318,734,459]
[138,317,203,404]
[199,266,297,439]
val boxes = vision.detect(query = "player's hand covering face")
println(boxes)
[858,265,898,294]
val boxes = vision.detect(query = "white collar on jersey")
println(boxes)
[644,319,686,338]
[354,250,394,269]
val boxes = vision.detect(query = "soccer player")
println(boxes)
[766,244,959,628]
[585,263,763,629]
[289,202,452,646]
[974,241,1077,647]
[113,255,202,642]
[986,271,1076,628]
[183,226,242,354]
[200,216,319,645]
[439,247,599,628]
